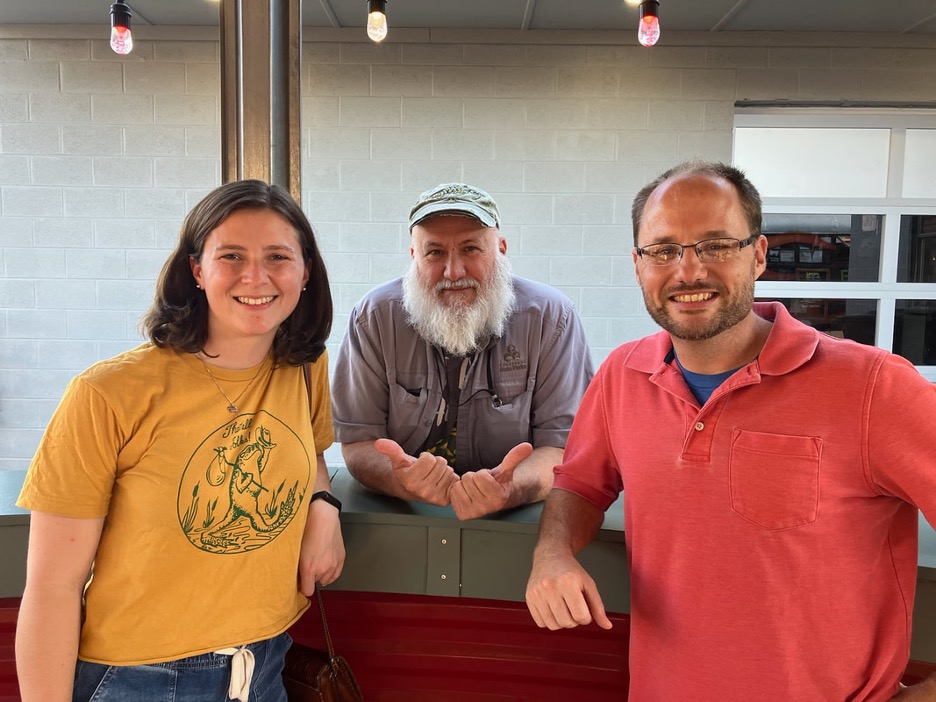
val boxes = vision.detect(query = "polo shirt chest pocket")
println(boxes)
[728,429,821,531]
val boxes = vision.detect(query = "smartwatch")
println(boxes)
[311,490,342,513]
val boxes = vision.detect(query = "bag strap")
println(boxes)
[301,362,312,410]
[304,362,340,666]
[315,588,338,662]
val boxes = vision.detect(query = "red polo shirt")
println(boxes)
[556,302,936,701]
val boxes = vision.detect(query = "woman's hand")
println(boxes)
[298,497,345,595]
[298,455,346,596]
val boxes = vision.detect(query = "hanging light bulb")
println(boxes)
[637,0,660,47]
[109,0,133,55]
[366,0,388,43]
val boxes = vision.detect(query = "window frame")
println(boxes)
[735,108,936,381]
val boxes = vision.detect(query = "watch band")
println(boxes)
[311,490,342,513]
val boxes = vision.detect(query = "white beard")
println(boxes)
[402,254,516,357]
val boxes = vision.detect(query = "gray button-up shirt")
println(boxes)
[332,276,594,471]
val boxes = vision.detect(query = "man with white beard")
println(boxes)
[332,183,594,520]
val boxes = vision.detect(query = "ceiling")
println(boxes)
[2,0,936,35]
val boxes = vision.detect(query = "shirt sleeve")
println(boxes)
[331,304,392,443]
[307,350,335,454]
[529,300,596,449]
[552,358,623,512]
[17,375,120,518]
[865,352,936,528]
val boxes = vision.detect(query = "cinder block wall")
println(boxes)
[2,26,936,470]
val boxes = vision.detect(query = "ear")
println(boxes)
[302,259,311,288]
[189,255,203,288]
[498,235,507,255]
[753,234,768,280]
[632,248,642,287]
[409,243,416,259]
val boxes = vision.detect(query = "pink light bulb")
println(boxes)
[110,25,133,55]
[638,15,660,47]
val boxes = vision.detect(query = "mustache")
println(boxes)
[435,278,480,292]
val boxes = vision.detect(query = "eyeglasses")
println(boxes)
[635,235,757,267]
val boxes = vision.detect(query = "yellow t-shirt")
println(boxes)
[17,343,334,665]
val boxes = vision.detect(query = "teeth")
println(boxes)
[237,296,275,306]
[673,292,713,303]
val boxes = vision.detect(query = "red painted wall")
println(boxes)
[1,592,933,701]
[0,599,19,702]
[290,591,630,702]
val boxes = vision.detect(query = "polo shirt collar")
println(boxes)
[622,301,820,377]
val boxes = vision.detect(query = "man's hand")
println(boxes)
[298,499,345,596]
[374,438,459,505]
[891,674,936,700]
[449,442,533,520]
[526,548,612,631]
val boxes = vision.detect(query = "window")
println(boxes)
[734,108,936,379]
[895,300,936,365]
[761,298,877,345]
[898,215,936,284]
[762,214,882,283]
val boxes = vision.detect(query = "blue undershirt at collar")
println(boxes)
[673,352,742,405]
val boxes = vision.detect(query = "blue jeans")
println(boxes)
[72,632,291,702]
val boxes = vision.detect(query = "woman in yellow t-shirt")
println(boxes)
[16,180,345,702]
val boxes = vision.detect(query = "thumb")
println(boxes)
[374,438,411,468]
[492,442,534,484]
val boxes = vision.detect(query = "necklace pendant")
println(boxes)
[197,354,266,416]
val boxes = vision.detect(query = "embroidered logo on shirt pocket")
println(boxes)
[729,429,821,530]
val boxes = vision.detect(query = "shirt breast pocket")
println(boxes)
[729,429,821,531]
[476,388,534,468]
[387,381,436,450]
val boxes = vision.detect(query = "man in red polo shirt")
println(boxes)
[526,161,936,701]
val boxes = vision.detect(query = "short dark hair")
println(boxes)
[631,161,762,246]
[141,180,332,365]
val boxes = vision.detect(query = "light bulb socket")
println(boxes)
[639,0,659,20]
[110,0,132,30]
[367,0,386,14]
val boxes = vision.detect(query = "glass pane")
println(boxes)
[903,130,936,198]
[760,214,882,283]
[758,298,877,346]
[897,215,936,283]
[894,300,936,365]
[734,128,890,198]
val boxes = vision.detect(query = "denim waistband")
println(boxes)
[139,631,290,670]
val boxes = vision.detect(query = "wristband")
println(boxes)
[311,490,342,513]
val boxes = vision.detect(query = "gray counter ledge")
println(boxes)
[2,467,936,661]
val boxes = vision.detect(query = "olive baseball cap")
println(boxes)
[408,182,500,230]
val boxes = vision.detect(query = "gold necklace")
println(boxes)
[198,356,268,414]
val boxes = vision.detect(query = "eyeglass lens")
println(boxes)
[640,237,748,265]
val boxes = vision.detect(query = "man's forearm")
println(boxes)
[506,445,564,509]
[534,488,606,558]
[341,440,410,500]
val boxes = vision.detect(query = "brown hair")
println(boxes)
[631,161,763,246]
[141,180,332,365]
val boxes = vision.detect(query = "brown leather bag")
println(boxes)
[282,589,363,702]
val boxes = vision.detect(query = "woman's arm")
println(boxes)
[16,511,104,702]
[298,454,345,596]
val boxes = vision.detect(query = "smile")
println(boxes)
[236,296,275,305]
[672,292,714,302]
